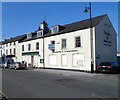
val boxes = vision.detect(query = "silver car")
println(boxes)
[9,62,26,69]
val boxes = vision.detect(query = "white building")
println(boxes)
[0,14,117,72]
[43,14,117,72]
[0,35,26,63]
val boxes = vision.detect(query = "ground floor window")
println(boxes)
[61,54,67,66]
[49,55,57,65]
[73,53,84,67]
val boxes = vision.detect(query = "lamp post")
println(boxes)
[84,2,94,73]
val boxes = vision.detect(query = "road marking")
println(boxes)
[0,91,9,100]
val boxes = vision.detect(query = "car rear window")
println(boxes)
[99,62,111,66]
[111,62,118,66]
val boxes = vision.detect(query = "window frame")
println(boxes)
[22,45,24,51]
[28,44,31,51]
[75,36,81,48]
[36,42,39,50]
[61,38,66,49]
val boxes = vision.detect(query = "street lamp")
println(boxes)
[84,2,94,73]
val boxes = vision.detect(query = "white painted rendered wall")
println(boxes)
[17,38,44,67]
[95,16,117,65]
[44,29,92,71]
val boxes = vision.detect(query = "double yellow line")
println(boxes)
[0,91,9,100]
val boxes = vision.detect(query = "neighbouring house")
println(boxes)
[0,35,26,64]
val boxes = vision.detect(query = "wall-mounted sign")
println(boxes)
[104,31,112,46]
[53,50,78,53]
[48,44,55,50]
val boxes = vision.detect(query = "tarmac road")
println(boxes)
[2,68,119,99]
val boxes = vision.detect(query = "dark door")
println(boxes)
[31,56,34,67]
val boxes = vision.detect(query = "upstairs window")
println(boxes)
[37,30,43,37]
[10,49,12,54]
[14,48,16,55]
[61,39,66,49]
[10,43,11,46]
[75,36,81,47]
[6,44,8,47]
[36,42,39,50]
[6,49,8,55]
[27,33,32,39]
[51,41,55,44]
[22,45,24,51]
[51,25,59,34]
[28,44,31,51]
[14,42,16,45]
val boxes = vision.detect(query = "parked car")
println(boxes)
[96,62,120,73]
[9,62,26,70]
[0,62,7,68]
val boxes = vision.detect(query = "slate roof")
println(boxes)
[44,14,107,37]
[2,34,27,44]
[1,14,107,43]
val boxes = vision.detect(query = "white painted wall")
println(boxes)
[44,29,91,71]
[17,38,44,67]
[95,16,117,66]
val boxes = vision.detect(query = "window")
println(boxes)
[36,42,39,50]
[10,49,12,54]
[73,54,84,67]
[6,44,8,47]
[75,36,81,47]
[0,50,2,56]
[6,49,8,55]
[51,41,55,44]
[28,44,31,51]
[22,45,24,51]
[51,26,59,34]
[14,42,16,45]
[37,30,43,37]
[27,33,32,39]
[61,39,66,49]
[61,55,67,66]
[49,55,57,65]
[14,48,16,55]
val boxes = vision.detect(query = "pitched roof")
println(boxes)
[44,14,107,37]
[2,34,27,44]
[1,14,107,43]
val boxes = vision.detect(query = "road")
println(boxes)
[1,68,119,99]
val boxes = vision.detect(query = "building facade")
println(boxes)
[0,14,117,72]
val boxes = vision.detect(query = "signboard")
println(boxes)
[48,44,55,50]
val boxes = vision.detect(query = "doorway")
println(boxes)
[31,56,34,67]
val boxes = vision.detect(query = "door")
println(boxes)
[31,56,34,67]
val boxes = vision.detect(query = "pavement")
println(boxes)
[1,68,119,99]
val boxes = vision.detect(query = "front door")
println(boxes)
[31,56,34,67]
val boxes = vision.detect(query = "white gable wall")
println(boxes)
[95,16,117,66]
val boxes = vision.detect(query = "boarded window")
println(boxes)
[73,54,84,67]
[49,55,57,65]
[61,54,67,66]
